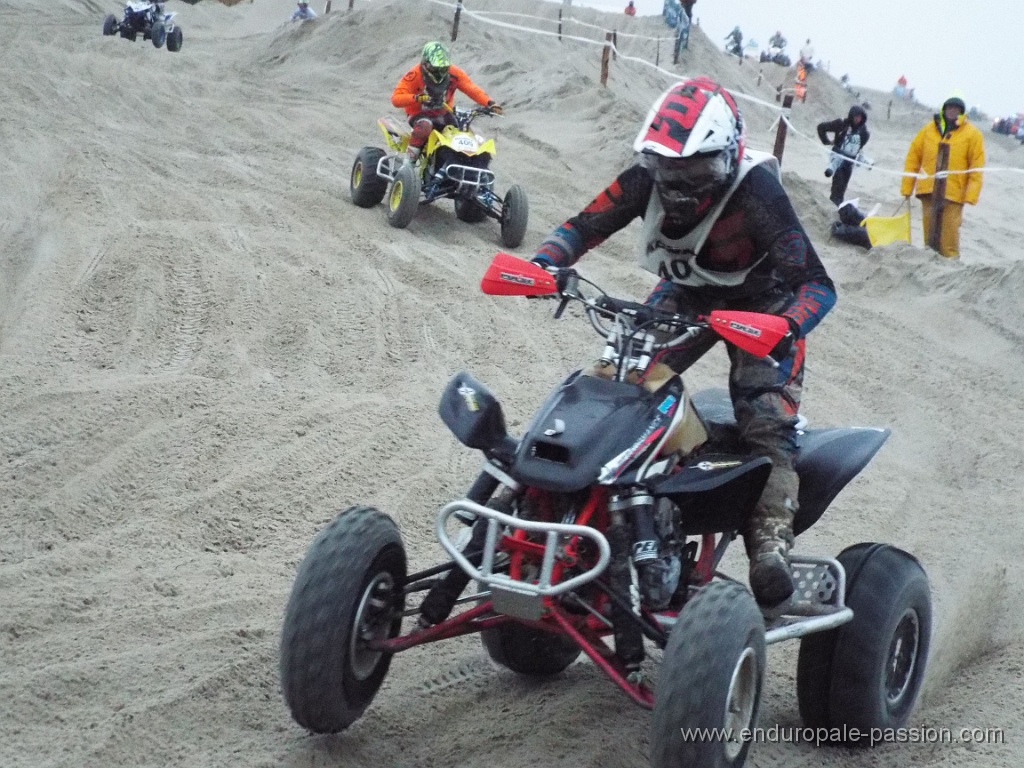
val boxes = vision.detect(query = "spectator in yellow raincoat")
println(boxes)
[901,95,985,258]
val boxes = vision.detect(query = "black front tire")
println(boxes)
[279,506,406,734]
[650,580,766,768]
[796,543,931,740]
[350,147,388,208]
[480,622,581,675]
[166,26,183,53]
[151,21,166,48]
[499,184,528,248]
[386,163,421,229]
[102,14,117,36]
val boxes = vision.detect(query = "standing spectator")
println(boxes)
[900,95,985,258]
[291,0,316,21]
[725,26,743,58]
[799,38,814,70]
[681,0,696,20]
[817,106,870,205]
[624,0,636,15]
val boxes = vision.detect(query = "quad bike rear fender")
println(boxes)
[377,117,409,153]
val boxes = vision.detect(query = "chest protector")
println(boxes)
[638,149,780,288]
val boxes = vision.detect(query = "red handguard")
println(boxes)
[480,252,559,297]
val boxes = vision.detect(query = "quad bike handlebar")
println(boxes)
[480,253,791,379]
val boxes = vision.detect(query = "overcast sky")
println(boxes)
[554,0,1021,119]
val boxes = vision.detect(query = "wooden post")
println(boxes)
[772,94,793,165]
[451,0,463,42]
[600,32,612,86]
[324,0,331,13]
[347,0,352,9]
[655,37,660,67]
[757,69,762,87]
[887,100,892,120]
[612,31,618,61]
[928,143,951,252]
[558,8,562,41]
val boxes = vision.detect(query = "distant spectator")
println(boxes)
[725,26,743,57]
[624,0,636,15]
[769,30,786,50]
[291,0,316,21]
[817,105,870,205]
[799,38,814,69]
[681,0,695,20]
[901,95,985,258]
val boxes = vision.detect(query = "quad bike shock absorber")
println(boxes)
[605,505,645,671]
[613,490,681,612]
[418,474,513,626]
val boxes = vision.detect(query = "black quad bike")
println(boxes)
[279,254,932,768]
[102,2,183,52]
[349,105,528,248]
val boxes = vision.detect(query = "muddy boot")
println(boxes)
[748,539,794,608]
[743,484,797,608]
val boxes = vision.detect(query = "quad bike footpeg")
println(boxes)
[763,554,854,644]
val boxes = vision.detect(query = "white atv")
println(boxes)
[102,2,183,52]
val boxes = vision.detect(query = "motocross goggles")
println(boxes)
[423,64,450,84]
[641,150,732,191]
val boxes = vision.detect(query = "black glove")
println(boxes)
[768,317,801,362]
[530,257,571,292]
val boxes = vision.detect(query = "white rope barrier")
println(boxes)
[419,0,1022,183]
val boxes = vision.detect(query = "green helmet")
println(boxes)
[421,41,451,84]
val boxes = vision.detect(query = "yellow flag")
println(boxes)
[863,211,911,247]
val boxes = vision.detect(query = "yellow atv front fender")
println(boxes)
[427,125,496,159]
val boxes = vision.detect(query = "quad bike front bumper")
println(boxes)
[437,499,611,620]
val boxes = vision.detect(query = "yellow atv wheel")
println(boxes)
[350,147,387,208]
[386,163,421,229]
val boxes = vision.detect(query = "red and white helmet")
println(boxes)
[633,78,745,211]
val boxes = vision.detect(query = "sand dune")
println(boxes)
[2,1,1023,766]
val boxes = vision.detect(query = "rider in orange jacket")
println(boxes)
[391,41,502,164]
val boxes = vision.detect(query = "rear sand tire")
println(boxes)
[481,623,581,675]
[102,14,117,35]
[795,543,931,740]
[350,147,388,208]
[455,195,488,223]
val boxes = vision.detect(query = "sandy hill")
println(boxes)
[2,1,1023,766]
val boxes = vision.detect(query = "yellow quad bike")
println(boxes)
[349,105,529,248]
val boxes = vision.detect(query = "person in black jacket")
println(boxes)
[817,105,869,206]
